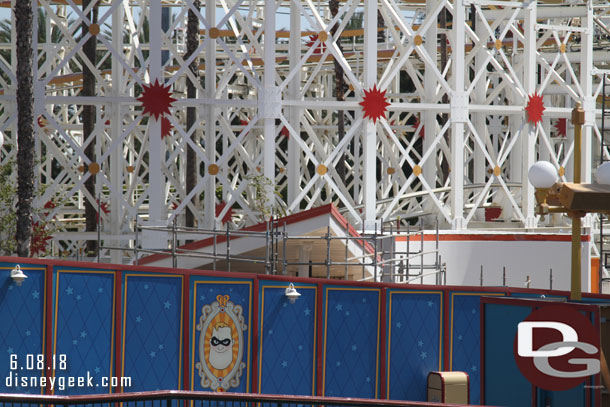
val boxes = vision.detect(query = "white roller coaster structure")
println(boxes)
[0,0,608,264]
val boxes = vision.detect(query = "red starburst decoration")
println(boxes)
[553,118,567,137]
[30,221,52,257]
[359,85,391,123]
[95,199,110,223]
[161,116,173,139]
[43,200,56,217]
[215,201,233,225]
[280,126,289,139]
[412,116,425,139]
[137,79,177,120]
[305,35,326,55]
[525,92,545,125]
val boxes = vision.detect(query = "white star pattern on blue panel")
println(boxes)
[80,331,87,338]
[164,301,171,309]
[345,311,350,316]
[136,316,142,323]
[66,286,73,295]
[200,295,206,301]
[150,351,156,358]
[472,366,477,372]
[336,361,341,367]
[396,322,402,328]
[427,301,434,307]
[304,308,311,316]
[366,377,371,383]
[159,344,164,350]
[31,290,39,299]
[8,285,12,291]
[336,303,343,311]
[25,330,31,337]
[98,287,103,293]
[76,295,82,301]
[94,367,100,374]
[362,298,367,303]
[268,329,273,335]
[472,309,476,314]
[282,302,287,308]
[144,284,149,290]
[351,344,358,351]
[418,340,423,347]
[298,345,303,351]
[281,361,288,368]
[72,339,78,345]
[6,347,13,353]
[420,351,427,359]
[458,335,463,341]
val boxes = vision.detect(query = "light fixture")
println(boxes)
[10,265,27,286]
[284,283,301,304]
[596,161,610,185]
[528,161,558,189]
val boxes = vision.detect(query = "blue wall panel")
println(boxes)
[386,290,442,401]
[122,274,183,391]
[53,268,115,394]
[190,277,252,393]
[483,303,532,406]
[0,263,46,394]
[450,292,504,404]
[258,283,317,395]
[323,287,379,398]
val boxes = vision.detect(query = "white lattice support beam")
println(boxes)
[110,1,125,264]
[363,0,377,230]
[522,0,536,229]
[581,0,594,184]
[263,0,278,214]
[204,0,217,229]
[473,9,487,221]
[142,0,168,249]
[423,0,439,224]
[287,0,302,207]
[581,0,595,229]
[450,0,467,230]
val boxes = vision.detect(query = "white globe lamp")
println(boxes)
[596,161,610,185]
[528,161,558,189]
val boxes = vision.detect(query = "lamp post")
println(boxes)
[571,102,585,301]
[529,103,610,301]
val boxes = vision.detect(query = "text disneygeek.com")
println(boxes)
[5,372,132,391]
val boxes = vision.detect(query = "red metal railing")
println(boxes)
[0,391,492,407]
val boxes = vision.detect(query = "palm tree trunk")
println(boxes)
[330,0,346,180]
[185,0,201,228]
[15,0,35,257]
[82,0,98,255]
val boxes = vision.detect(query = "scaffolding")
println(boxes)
[96,216,445,284]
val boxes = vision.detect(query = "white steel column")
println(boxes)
[581,0,594,229]
[287,1,301,206]
[423,0,438,225]
[473,10,487,221]
[363,0,378,230]
[522,0,537,229]
[581,0,594,184]
[110,2,124,263]
[143,0,166,249]
[450,0,466,229]
[204,0,216,229]
[263,0,278,215]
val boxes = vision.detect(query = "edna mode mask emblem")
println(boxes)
[513,305,600,391]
